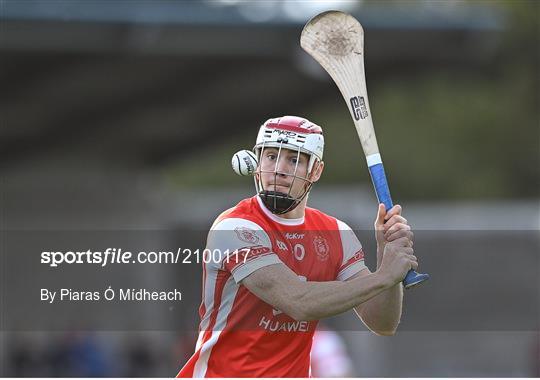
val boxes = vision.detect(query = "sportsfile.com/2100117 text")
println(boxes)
[40,248,254,267]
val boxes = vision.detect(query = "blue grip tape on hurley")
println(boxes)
[368,163,393,211]
[367,159,430,288]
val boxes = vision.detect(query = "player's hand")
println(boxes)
[374,204,413,249]
[377,237,418,285]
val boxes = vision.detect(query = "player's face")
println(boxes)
[258,147,310,198]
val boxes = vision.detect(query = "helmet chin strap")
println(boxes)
[258,187,312,215]
[258,190,297,215]
[257,179,314,215]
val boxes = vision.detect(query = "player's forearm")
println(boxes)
[357,246,404,335]
[348,245,403,335]
[357,282,403,335]
[292,271,393,321]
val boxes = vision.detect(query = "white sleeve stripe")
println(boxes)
[337,259,365,277]
[336,219,364,277]
[207,217,273,271]
[338,256,364,274]
[227,252,276,273]
[231,254,282,284]
[337,219,362,247]
[337,261,368,281]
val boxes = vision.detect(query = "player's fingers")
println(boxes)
[384,204,402,221]
[385,214,407,224]
[390,237,411,248]
[385,228,406,240]
[383,215,408,231]
[385,229,414,243]
[402,247,414,256]
[385,222,411,237]
[410,260,419,271]
[385,215,408,227]
[375,203,386,227]
[384,219,410,235]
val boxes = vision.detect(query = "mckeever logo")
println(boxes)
[350,96,369,120]
[285,232,305,240]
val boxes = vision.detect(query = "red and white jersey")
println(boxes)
[177,195,366,378]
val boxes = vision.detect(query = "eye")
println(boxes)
[292,154,305,165]
[266,153,276,161]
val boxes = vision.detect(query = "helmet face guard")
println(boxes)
[256,143,314,215]
[253,116,324,215]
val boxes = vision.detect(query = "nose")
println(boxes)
[275,155,290,176]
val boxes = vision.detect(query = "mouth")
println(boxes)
[269,183,290,190]
[268,183,290,193]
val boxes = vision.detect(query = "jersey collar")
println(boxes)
[256,195,305,226]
